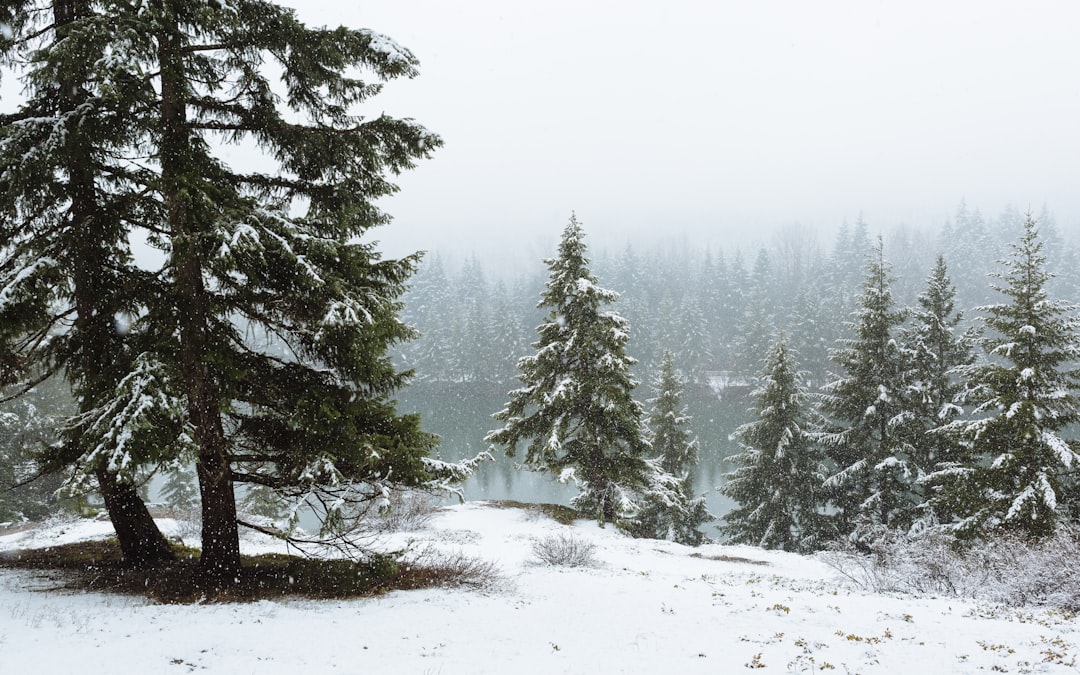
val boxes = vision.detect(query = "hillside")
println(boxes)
[1,502,1076,674]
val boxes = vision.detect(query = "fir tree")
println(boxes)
[486,215,679,527]
[675,296,712,383]
[631,351,711,545]
[899,255,974,523]
[0,394,65,522]
[401,255,456,381]
[931,215,1080,538]
[1,0,177,563]
[160,466,200,512]
[146,0,467,579]
[5,1,473,582]
[487,282,528,385]
[820,240,917,535]
[722,337,829,552]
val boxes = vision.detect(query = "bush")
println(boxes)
[530,532,597,567]
[820,525,1080,611]
[403,546,505,592]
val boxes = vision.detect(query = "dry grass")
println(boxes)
[487,500,582,526]
[689,551,770,566]
[0,538,501,603]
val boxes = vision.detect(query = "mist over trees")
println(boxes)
[396,205,1080,547]
[399,204,1080,391]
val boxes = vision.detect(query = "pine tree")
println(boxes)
[675,296,712,383]
[931,215,1080,538]
[899,255,974,523]
[401,255,456,381]
[722,337,829,552]
[160,466,200,512]
[820,240,917,535]
[487,282,528,385]
[486,215,679,527]
[1,0,178,563]
[6,1,472,582]
[631,351,711,545]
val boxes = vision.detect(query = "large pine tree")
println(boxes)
[820,239,917,535]
[931,215,1080,537]
[486,215,678,526]
[5,1,466,581]
[1,0,177,563]
[722,337,828,552]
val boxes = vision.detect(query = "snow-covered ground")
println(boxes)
[1,502,1077,674]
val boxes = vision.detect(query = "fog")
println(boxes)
[283,0,1080,265]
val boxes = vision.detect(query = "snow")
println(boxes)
[360,29,412,66]
[1,503,1078,674]
[0,257,56,310]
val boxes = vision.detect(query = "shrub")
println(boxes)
[821,525,1080,611]
[530,532,597,567]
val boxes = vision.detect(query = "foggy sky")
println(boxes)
[4,2,1077,266]
[284,0,1080,263]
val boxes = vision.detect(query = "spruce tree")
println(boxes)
[146,0,464,579]
[931,215,1080,538]
[486,215,679,526]
[722,337,829,552]
[160,466,200,512]
[820,240,917,535]
[1,0,177,563]
[631,351,711,545]
[899,255,974,523]
[5,1,469,581]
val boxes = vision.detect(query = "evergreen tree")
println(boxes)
[722,337,829,552]
[675,296,712,383]
[931,216,1080,538]
[5,1,472,582]
[820,240,917,535]
[899,255,974,522]
[148,0,467,579]
[160,465,200,512]
[733,287,776,377]
[487,282,528,385]
[401,254,456,381]
[941,201,998,309]
[631,351,711,545]
[0,394,65,522]
[486,215,679,526]
[1,0,177,563]
[452,255,490,381]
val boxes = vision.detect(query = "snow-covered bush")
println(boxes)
[821,525,1080,611]
[530,532,597,567]
[407,546,504,591]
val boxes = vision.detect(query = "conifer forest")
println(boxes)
[396,205,1080,547]
[3,1,1080,593]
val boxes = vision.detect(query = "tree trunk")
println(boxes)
[56,0,173,566]
[157,0,241,582]
[97,468,175,564]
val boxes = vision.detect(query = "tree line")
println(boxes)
[473,213,1080,549]
[399,203,1080,390]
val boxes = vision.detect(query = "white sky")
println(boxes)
[3,2,1077,264]
[285,0,1080,262]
